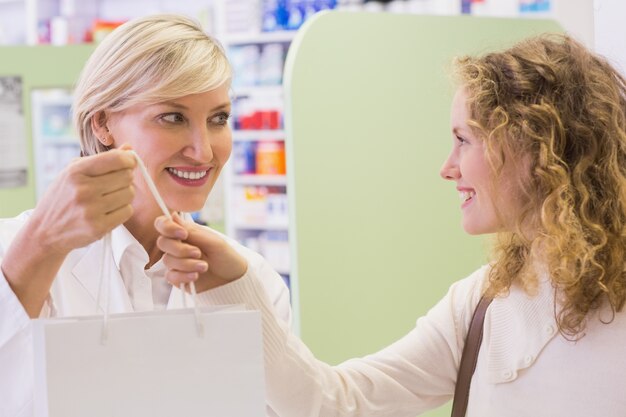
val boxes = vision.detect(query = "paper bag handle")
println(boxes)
[95,234,206,343]
[95,232,112,344]
[130,150,205,338]
[95,151,205,344]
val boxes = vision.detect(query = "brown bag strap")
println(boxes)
[450,295,494,417]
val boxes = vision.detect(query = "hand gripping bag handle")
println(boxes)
[95,150,204,344]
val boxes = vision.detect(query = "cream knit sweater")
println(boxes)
[200,263,626,417]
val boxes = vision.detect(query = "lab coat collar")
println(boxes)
[110,224,144,272]
[71,217,195,314]
[71,230,133,314]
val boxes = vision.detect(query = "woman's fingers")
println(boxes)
[99,185,135,214]
[155,218,207,287]
[154,215,188,240]
[100,168,136,197]
[156,235,202,259]
[155,213,248,292]
[28,149,140,254]
[74,148,137,177]
[166,270,199,287]
[162,253,208,274]
[103,203,134,231]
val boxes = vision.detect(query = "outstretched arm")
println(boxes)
[154,213,486,416]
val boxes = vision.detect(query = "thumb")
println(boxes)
[182,221,224,255]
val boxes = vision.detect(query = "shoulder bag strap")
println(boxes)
[450,295,494,417]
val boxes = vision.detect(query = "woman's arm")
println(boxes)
[193,267,485,417]
[1,150,136,317]
[154,214,487,416]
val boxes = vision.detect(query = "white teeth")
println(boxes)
[167,168,208,180]
[459,190,475,202]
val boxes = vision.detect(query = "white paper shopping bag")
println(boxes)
[32,306,266,417]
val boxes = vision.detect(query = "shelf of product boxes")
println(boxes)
[233,174,287,186]
[232,130,285,141]
[233,221,289,231]
[222,30,296,46]
[221,14,294,291]
[230,84,284,99]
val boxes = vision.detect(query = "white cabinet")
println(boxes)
[31,88,79,200]
[0,0,29,44]
[594,0,626,75]
[221,30,295,283]
[0,0,99,45]
[0,0,215,45]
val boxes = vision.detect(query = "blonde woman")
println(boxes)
[157,34,626,416]
[0,14,291,417]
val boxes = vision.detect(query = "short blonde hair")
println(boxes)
[73,14,232,156]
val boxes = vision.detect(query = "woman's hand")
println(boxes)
[30,148,137,255]
[154,213,248,293]
[2,148,137,317]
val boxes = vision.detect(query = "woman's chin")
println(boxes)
[163,198,205,214]
[173,203,205,214]
[462,222,489,236]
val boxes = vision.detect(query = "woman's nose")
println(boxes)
[184,129,214,161]
[440,154,460,181]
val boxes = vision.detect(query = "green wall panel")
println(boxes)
[0,45,93,217]
[284,12,560,416]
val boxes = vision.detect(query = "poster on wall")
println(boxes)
[0,76,28,188]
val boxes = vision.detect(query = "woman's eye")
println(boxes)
[456,135,468,146]
[160,113,184,124]
[210,112,230,126]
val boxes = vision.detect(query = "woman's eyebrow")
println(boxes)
[155,101,231,112]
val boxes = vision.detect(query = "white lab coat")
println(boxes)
[0,210,292,417]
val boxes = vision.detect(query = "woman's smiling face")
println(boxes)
[105,84,232,215]
[440,88,524,235]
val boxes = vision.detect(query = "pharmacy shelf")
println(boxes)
[219,15,295,304]
[231,85,284,98]
[232,221,289,231]
[232,174,287,186]
[39,135,80,145]
[31,88,79,200]
[232,130,285,141]
[222,30,296,46]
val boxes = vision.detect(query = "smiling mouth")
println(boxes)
[167,167,208,180]
[459,190,476,203]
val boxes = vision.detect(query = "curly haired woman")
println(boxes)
[157,34,626,416]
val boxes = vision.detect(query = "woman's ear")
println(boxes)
[90,111,113,147]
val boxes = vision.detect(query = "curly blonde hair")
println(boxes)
[454,34,626,338]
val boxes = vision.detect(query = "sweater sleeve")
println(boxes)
[200,225,293,328]
[196,260,489,417]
